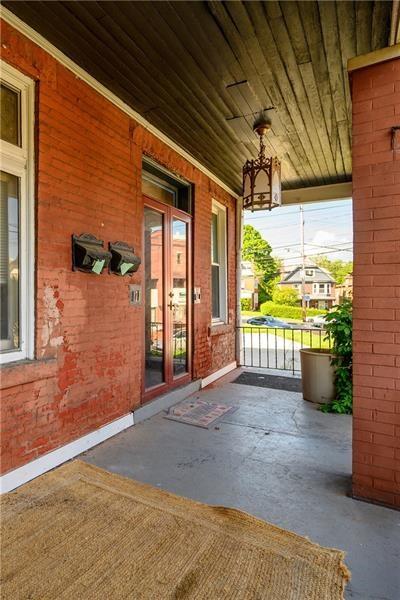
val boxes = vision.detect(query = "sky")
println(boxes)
[243,198,353,268]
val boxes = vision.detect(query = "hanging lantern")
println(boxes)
[242,115,281,211]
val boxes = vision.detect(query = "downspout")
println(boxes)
[235,197,243,366]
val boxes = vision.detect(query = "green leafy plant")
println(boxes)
[260,301,326,320]
[242,225,279,300]
[272,286,299,306]
[240,298,252,311]
[321,299,352,414]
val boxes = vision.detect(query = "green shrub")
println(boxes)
[272,286,299,306]
[321,299,353,414]
[260,301,326,320]
[240,298,252,311]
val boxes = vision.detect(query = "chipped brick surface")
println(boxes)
[0,20,237,474]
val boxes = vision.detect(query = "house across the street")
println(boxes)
[279,263,336,310]
[240,261,259,310]
[335,273,353,305]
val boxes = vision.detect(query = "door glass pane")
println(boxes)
[0,171,20,352]
[0,84,20,146]
[172,218,188,377]
[144,208,165,389]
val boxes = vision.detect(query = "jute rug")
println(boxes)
[1,460,350,599]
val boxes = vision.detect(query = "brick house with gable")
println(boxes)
[279,263,336,310]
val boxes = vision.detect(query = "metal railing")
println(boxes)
[146,321,187,366]
[237,326,331,375]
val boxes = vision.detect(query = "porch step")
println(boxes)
[133,380,201,424]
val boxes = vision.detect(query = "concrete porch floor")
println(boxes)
[81,369,399,600]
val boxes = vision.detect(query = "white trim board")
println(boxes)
[0,60,35,364]
[1,364,236,493]
[0,6,239,200]
[201,361,237,388]
[0,413,134,493]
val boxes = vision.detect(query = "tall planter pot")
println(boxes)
[299,348,335,404]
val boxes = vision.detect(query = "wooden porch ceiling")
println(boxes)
[3,1,392,195]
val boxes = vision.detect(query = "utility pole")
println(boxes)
[300,205,307,322]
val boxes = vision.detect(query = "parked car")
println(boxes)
[246,316,292,329]
[307,314,328,328]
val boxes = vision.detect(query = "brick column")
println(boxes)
[351,53,400,509]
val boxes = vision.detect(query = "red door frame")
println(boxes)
[142,195,192,403]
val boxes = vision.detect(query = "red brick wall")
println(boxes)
[0,21,237,475]
[351,56,400,509]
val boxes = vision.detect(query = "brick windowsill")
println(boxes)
[0,358,58,390]
[210,322,233,336]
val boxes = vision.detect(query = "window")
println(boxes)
[0,62,34,364]
[142,158,192,214]
[305,269,314,277]
[211,200,227,323]
[312,283,330,295]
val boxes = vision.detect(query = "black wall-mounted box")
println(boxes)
[109,241,141,276]
[72,233,111,274]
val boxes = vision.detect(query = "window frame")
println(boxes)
[0,61,35,364]
[211,199,227,325]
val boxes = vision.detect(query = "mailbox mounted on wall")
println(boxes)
[72,233,111,275]
[109,241,141,276]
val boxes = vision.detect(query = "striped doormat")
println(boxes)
[165,398,237,428]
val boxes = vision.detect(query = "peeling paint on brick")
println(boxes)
[0,19,237,476]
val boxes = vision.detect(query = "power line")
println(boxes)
[306,242,353,252]
[251,217,352,234]
[271,240,352,251]
[244,203,352,221]
[276,247,353,261]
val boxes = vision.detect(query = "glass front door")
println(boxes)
[144,207,165,390]
[144,199,191,399]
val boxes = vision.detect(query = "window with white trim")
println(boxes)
[0,62,34,364]
[211,200,227,323]
[312,283,331,295]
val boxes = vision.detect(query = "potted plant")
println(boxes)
[299,347,336,405]
[321,299,352,414]
[299,299,352,411]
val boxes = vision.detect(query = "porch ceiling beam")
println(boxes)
[347,42,400,72]
[281,182,352,206]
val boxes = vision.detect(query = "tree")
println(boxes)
[312,256,353,284]
[272,286,299,306]
[242,225,279,301]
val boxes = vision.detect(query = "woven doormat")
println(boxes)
[1,460,350,599]
[233,371,302,392]
[165,398,237,428]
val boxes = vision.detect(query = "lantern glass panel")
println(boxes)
[253,167,270,197]
[243,170,252,201]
